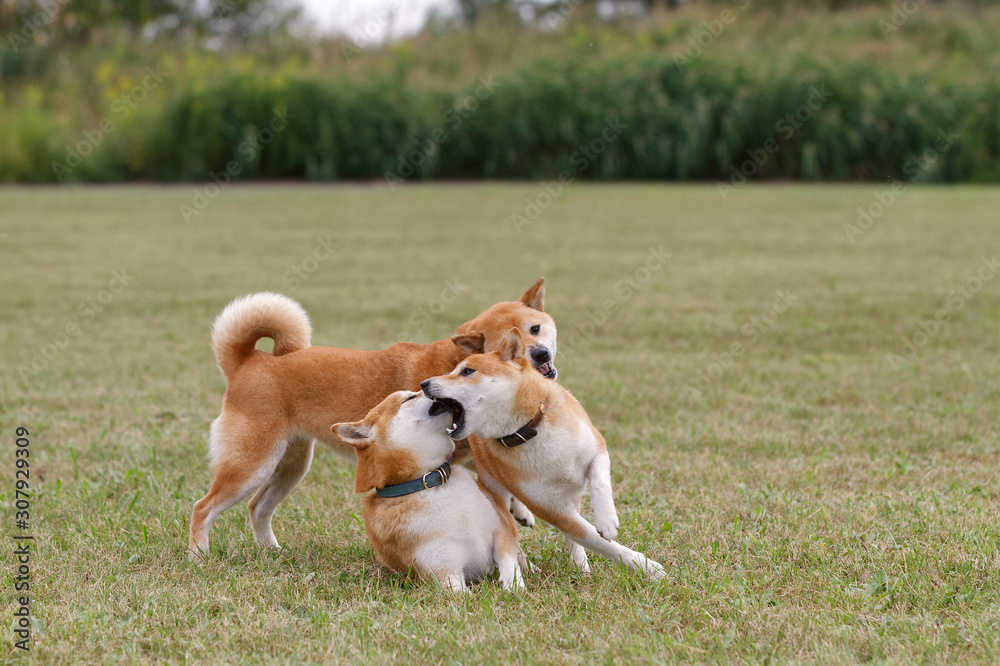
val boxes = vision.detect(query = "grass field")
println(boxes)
[2,183,999,663]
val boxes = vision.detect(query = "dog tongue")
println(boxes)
[538,362,552,375]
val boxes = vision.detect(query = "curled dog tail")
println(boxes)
[211,292,312,381]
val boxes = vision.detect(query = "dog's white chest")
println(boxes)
[404,470,504,579]
[511,420,597,488]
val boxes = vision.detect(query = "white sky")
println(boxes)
[297,0,453,40]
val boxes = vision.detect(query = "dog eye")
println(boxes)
[460,367,476,376]
[530,325,540,335]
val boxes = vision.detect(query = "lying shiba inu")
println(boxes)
[189,279,557,558]
[332,390,524,592]
[421,328,666,581]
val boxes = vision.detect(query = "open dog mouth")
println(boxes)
[428,397,465,437]
[534,361,557,379]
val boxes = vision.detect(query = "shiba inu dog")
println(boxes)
[331,390,524,592]
[189,279,556,558]
[421,328,666,581]
[455,281,557,380]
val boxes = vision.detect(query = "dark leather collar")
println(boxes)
[375,456,452,498]
[496,403,545,448]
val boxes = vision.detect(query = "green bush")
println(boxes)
[128,75,434,181]
[4,53,999,183]
[117,57,999,184]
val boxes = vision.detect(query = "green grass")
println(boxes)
[1,184,998,663]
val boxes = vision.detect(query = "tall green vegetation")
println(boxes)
[2,1,999,182]
[128,60,999,184]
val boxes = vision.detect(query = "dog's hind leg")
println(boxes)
[188,415,286,559]
[534,504,666,582]
[248,435,314,549]
[569,520,665,582]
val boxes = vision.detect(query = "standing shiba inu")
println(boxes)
[421,328,666,581]
[332,390,524,592]
[189,279,557,558]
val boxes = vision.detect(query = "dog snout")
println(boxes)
[531,347,551,364]
[420,379,439,398]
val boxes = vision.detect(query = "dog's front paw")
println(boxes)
[510,498,535,527]
[595,513,620,542]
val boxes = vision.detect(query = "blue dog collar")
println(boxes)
[375,456,452,498]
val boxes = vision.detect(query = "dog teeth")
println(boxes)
[447,424,457,435]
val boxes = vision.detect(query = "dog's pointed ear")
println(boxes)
[332,422,378,493]
[451,332,485,356]
[331,421,372,448]
[499,327,526,362]
[519,277,545,312]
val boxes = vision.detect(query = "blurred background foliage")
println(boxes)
[1,0,999,182]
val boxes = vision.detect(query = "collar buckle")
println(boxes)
[422,462,450,489]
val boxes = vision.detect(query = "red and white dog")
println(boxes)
[332,390,524,592]
[422,328,666,581]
